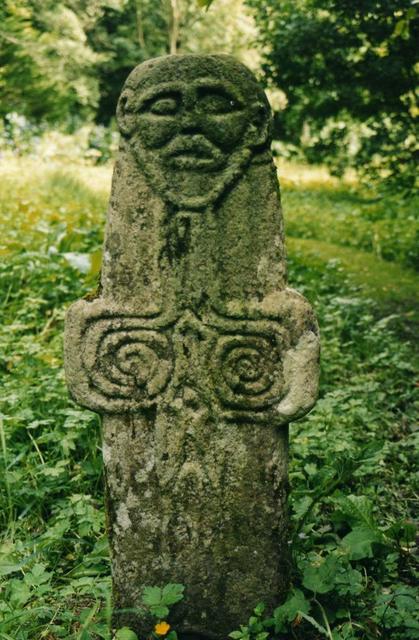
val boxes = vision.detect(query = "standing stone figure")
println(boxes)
[65,55,319,638]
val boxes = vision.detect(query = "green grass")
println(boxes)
[288,237,418,303]
[0,159,417,639]
[287,238,419,343]
[279,161,419,271]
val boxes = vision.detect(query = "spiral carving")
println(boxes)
[81,318,173,412]
[211,333,284,412]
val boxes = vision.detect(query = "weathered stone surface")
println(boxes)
[64,54,320,638]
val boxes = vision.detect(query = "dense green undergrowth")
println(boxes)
[0,161,417,639]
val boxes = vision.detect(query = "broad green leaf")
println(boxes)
[161,583,185,606]
[274,588,310,631]
[24,563,51,586]
[114,628,138,640]
[142,585,162,606]
[335,566,364,596]
[0,542,25,577]
[302,554,339,594]
[0,559,23,577]
[335,494,375,528]
[9,579,31,607]
[150,604,169,618]
[341,525,381,560]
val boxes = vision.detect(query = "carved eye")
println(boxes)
[199,89,240,114]
[148,95,179,116]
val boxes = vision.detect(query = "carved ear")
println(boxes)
[246,102,272,148]
[116,89,136,137]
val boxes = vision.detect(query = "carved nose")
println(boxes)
[180,108,201,133]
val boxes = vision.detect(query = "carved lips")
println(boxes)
[164,135,225,171]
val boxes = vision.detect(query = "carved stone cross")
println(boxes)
[65,55,319,638]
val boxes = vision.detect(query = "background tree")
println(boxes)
[0,0,105,123]
[0,0,255,126]
[247,0,418,192]
[90,0,255,123]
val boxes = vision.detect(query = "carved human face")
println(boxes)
[117,56,271,209]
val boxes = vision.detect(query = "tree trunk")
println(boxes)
[168,0,180,54]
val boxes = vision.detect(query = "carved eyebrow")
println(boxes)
[135,83,183,112]
[140,91,181,115]
[196,87,244,112]
[194,80,244,107]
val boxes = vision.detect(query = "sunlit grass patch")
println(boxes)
[0,159,109,257]
[287,238,418,307]
[278,161,419,271]
[277,159,357,188]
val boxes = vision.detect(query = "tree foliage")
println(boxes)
[89,0,255,122]
[0,0,105,122]
[247,0,418,191]
[0,0,254,125]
